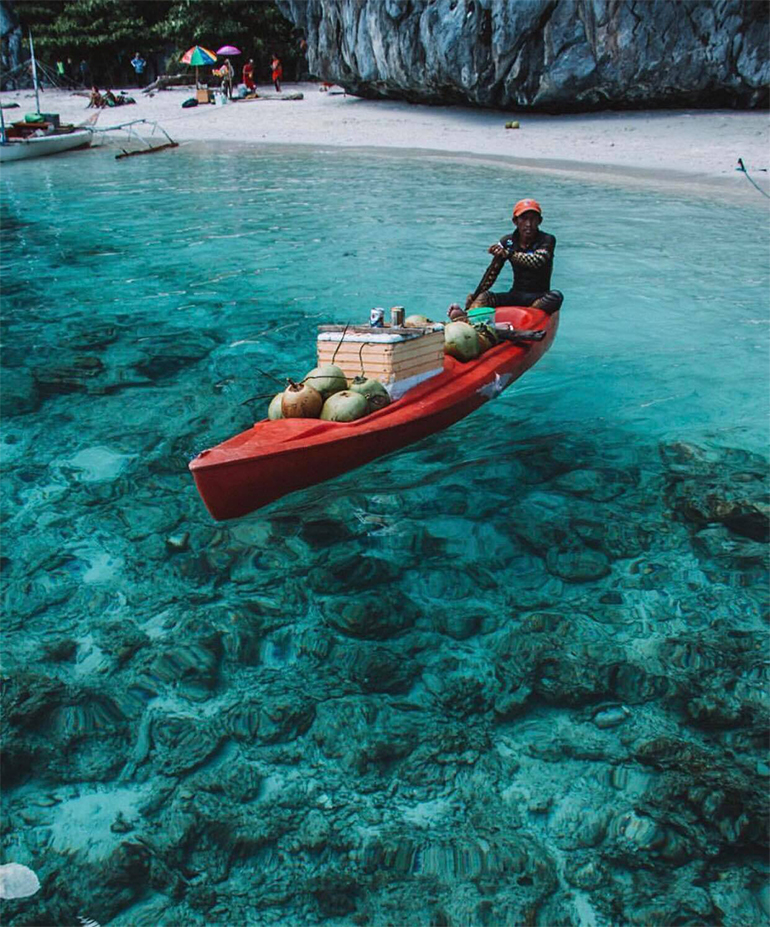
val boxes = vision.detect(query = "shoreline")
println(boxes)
[196,141,769,203]
[2,84,769,204]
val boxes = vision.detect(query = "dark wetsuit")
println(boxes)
[487,228,563,313]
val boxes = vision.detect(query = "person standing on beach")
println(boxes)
[242,58,255,93]
[130,51,147,87]
[271,54,282,93]
[296,34,308,80]
[463,198,563,314]
[56,59,74,90]
[221,58,234,99]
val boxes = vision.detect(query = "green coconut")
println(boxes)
[348,376,391,413]
[444,320,480,362]
[404,314,432,328]
[268,392,284,420]
[303,364,347,399]
[320,390,369,422]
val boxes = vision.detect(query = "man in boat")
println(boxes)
[460,198,563,316]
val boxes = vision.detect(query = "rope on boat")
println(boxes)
[737,158,770,199]
[1,56,79,89]
[357,342,367,376]
[251,362,286,385]
[239,390,280,405]
[330,322,351,367]
[238,360,289,404]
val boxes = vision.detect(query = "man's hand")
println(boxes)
[487,242,510,258]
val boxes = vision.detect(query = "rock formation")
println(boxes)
[277,0,769,111]
[0,0,23,88]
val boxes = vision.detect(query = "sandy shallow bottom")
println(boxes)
[2,83,769,203]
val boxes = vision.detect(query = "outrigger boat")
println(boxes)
[0,121,92,162]
[190,305,558,520]
[0,31,92,163]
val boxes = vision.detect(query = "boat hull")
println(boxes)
[0,129,92,162]
[190,306,559,519]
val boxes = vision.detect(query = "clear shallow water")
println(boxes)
[1,143,768,926]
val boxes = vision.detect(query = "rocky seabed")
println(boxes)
[1,327,769,927]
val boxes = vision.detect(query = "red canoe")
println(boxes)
[189,305,559,520]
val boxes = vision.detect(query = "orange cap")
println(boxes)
[512,198,542,218]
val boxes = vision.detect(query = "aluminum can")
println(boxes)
[390,306,405,327]
[370,307,385,327]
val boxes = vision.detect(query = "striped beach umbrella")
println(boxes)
[181,45,217,66]
[181,45,217,87]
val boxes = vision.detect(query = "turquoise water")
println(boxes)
[1,143,768,926]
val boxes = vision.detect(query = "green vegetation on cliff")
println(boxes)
[9,0,301,87]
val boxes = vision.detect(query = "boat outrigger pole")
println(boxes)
[90,118,179,158]
[28,30,41,115]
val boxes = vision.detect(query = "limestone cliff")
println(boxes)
[277,0,769,111]
[0,0,23,86]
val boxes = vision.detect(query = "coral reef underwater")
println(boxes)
[2,411,768,925]
[1,146,768,926]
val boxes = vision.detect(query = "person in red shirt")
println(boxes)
[271,55,282,93]
[242,58,255,93]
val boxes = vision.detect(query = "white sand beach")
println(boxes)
[2,81,768,203]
